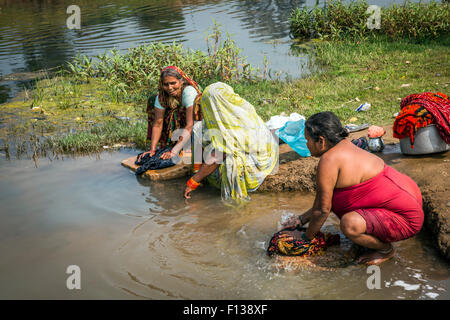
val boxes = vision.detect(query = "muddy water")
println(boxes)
[0,149,448,299]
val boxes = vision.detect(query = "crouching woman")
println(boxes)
[284,111,424,265]
[183,82,279,205]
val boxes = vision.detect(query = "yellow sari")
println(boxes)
[199,82,278,204]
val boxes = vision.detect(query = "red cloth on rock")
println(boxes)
[332,165,424,243]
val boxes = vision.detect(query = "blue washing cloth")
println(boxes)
[276,119,311,157]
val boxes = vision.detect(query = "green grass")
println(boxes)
[50,119,148,154]
[67,21,258,104]
[233,37,449,125]
[290,0,450,41]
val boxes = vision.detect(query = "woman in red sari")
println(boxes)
[283,112,424,265]
[140,66,202,160]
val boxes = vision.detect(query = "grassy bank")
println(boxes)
[67,22,257,104]
[241,37,449,123]
[0,28,448,159]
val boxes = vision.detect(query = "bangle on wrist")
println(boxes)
[187,177,200,190]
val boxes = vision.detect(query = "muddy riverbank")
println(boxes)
[260,125,450,260]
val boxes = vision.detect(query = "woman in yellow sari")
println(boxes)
[183,82,279,204]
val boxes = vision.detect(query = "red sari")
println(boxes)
[332,165,424,243]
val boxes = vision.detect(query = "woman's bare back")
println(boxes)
[322,139,385,189]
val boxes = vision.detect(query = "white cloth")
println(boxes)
[265,112,305,130]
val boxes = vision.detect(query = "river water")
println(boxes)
[0,0,447,300]
[0,149,448,299]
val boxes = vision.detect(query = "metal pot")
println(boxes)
[368,137,385,152]
[400,124,449,155]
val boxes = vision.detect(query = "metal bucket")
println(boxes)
[368,137,385,153]
[400,124,449,155]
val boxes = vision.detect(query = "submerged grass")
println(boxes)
[51,119,147,153]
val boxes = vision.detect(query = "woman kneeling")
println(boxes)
[284,111,424,265]
[140,66,202,161]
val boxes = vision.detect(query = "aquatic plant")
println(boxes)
[290,0,450,41]
[31,80,45,108]
[49,119,148,153]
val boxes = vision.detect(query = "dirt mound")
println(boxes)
[259,144,319,192]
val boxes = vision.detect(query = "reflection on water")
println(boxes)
[0,149,448,299]
[0,0,428,103]
[0,0,310,103]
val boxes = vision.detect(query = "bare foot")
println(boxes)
[356,244,395,265]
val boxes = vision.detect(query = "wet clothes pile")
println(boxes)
[135,147,175,175]
[267,226,340,257]
[393,92,450,147]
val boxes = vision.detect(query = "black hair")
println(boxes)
[160,68,184,82]
[305,111,349,146]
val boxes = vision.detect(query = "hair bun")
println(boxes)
[340,128,349,138]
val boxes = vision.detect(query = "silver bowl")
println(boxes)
[400,124,449,155]
[368,137,385,152]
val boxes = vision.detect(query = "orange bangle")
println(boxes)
[187,177,200,190]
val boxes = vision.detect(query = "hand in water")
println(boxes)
[281,215,301,229]
[184,185,194,199]
[278,230,310,243]
[138,149,156,161]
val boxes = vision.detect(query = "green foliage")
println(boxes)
[230,36,449,129]
[290,0,450,41]
[66,22,257,104]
